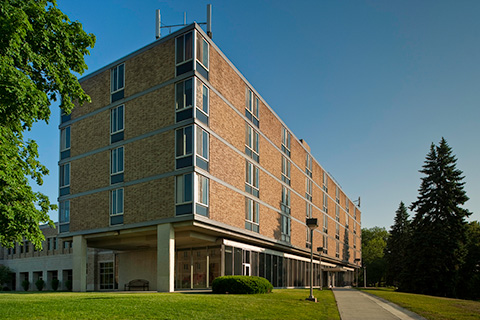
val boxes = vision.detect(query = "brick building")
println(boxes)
[1,22,361,292]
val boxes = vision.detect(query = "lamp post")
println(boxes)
[317,246,324,290]
[354,258,361,287]
[306,218,318,302]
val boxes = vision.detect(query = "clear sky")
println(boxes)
[26,0,480,230]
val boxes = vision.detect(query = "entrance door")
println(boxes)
[243,250,251,276]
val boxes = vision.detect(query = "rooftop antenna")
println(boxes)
[155,4,212,39]
[353,197,361,207]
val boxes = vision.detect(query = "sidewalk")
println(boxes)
[332,288,427,320]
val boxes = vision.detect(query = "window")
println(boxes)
[245,161,259,197]
[99,262,114,290]
[245,88,259,127]
[354,223,357,235]
[111,147,124,175]
[245,198,259,233]
[176,173,193,205]
[60,127,71,151]
[281,186,291,214]
[336,241,340,258]
[323,192,328,213]
[336,223,340,240]
[322,172,328,192]
[60,163,70,187]
[305,153,313,177]
[323,214,328,233]
[197,174,209,209]
[196,126,209,160]
[59,201,70,233]
[346,199,350,213]
[281,156,291,185]
[281,127,291,157]
[196,33,209,69]
[176,32,193,65]
[176,126,193,169]
[111,64,125,93]
[281,215,291,242]
[354,207,357,220]
[245,124,259,162]
[24,241,29,253]
[346,215,349,229]
[336,186,340,204]
[323,235,328,254]
[111,105,124,134]
[110,188,124,216]
[306,179,312,201]
[335,205,340,222]
[196,82,209,125]
[176,79,193,112]
[306,202,312,218]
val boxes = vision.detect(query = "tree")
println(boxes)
[0,265,13,288]
[361,227,388,286]
[457,221,480,300]
[405,138,470,297]
[0,0,95,248]
[385,202,410,287]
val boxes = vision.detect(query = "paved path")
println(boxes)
[332,288,427,320]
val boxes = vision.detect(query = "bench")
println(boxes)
[124,279,149,291]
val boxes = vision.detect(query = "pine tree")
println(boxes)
[406,138,470,297]
[385,202,410,288]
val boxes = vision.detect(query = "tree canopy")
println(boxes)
[361,227,388,286]
[0,0,95,248]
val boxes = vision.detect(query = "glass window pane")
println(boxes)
[118,189,123,213]
[184,173,192,202]
[185,79,193,108]
[176,129,183,157]
[203,131,208,159]
[185,126,193,155]
[184,32,192,61]
[203,39,209,68]
[202,85,208,113]
[118,105,124,131]
[176,176,183,203]
[176,82,184,110]
[118,64,124,89]
[118,147,124,172]
[176,35,184,63]
[111,190,117,214]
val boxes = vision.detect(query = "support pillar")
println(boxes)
[15,272,21,291]
[28,272,34,291]
[157,223,175,292]
[72,235,87,292]
[58,269,64,290]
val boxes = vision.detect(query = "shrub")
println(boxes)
[212,276,273,294]
[21,280,29,291]
[51,279,60,291]
[35,279,45,291]
[0,265,13,287]
[65,280,72,291]
[2,287,10,291]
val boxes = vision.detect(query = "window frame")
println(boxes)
[195,125,209,162]
[323,192,328,213]
[306,178,313,201]
[110,188,124,216]
[335,205,340,222]
[60,126,71,151]
[281,127,291,157]
[336,186,340,204]
[281,156,291,185]
[323,214,328,233]
[245,88,259,126]
[305,153,313,177]
[110,105,124,135]
[111,63,125,94]
[175,31,193,66]
[245,124,259,162]
[110,146,124,175]
[245,161,259,197]
[323,172,328,192]
[175,125,193,159]
[60,163,70,187]
[245,198,260,232]
[196,173,209,207]
[175,78,194,112]
[196,32,209,70]
[175,173,193,205]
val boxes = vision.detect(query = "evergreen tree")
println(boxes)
[457,221,480,300]
[385,202,410,287]
[406,138,470,297]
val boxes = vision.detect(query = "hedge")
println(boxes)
[212,276,273,294]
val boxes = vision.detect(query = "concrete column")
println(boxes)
[157,223,175,292]
[72,235,87,292]
[15,272,21,291]
[28,272,34,291]
[43,270,48,290]
[58,270,64,290]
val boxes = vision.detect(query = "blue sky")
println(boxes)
[27,0,480,229]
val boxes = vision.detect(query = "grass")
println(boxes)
[360,287,480,320]
[0,289,339,320]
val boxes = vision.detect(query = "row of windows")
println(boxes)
[5,238,72,255]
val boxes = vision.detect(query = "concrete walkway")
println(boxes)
[332,288,427,320]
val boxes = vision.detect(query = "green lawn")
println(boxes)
[0,289,339,320]
[360,288,480,320]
